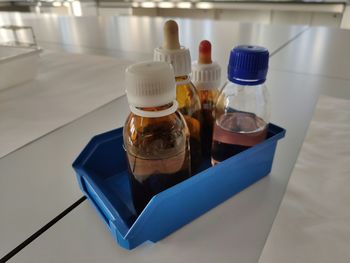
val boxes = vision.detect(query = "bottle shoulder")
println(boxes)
[218,81,269,100]
[221,81,267,91]
[124,111,188,141]
[216,80,270,123]
[123,111,189,158]
[125,111,186,127]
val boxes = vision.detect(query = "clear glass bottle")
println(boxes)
[212,45,270,165]
[192,40,221,157]
[154,19,202,172]
[123,61,191,215]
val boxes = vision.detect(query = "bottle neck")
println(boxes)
[230,77,266,86]
[137,102,173,112]
[175,75,191,86]
[130,100,178,118]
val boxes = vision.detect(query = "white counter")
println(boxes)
[5,68,350,263]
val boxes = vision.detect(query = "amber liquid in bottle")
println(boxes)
[124,104,191,215]
[176,76,202,172]
[211,112,268,165]
[198,89,219,156]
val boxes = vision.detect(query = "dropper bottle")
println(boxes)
[154,20,202,172]
[192,40,221,156]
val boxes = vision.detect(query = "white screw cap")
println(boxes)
[125,61,176,108]
[192,62,221,90]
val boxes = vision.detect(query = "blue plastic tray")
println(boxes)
[73,123,285,250]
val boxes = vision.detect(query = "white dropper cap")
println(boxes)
[192,40,221,90]
[154,20,191,77]
[125,61,178,117]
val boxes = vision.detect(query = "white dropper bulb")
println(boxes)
[163,20,181,50]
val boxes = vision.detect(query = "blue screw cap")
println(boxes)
[228,45,269,85]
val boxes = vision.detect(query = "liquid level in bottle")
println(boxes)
[127,150,190,215]
[211,112,268,165]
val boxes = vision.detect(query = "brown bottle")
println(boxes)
[123,61,191,215]
[192,40,221,156]
[154,19,202,173]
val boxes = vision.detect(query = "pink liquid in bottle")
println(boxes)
[211,112,268,165]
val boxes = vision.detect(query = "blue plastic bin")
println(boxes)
[73,123,285,250]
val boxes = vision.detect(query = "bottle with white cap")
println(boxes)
[192,40,221,156]
[123,61,191,215]
[154,20,202,172]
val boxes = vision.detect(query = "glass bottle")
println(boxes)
[212,45,270,165]
[123,61,191,215]
[154,19,202,172]
[192,40,221,157]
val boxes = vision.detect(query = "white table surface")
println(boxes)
[270,27,350,79]
[7,67,350,263]
[259,95,350,263]
[0,51,131,159]
[0,96,130,258]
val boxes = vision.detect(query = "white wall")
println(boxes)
[218,9,271,23]
[129,7,344,27]
[98,7,132,16]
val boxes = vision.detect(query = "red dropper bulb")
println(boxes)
[198,40,212,64]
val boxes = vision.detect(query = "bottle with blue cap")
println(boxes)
[211,45,270,165]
